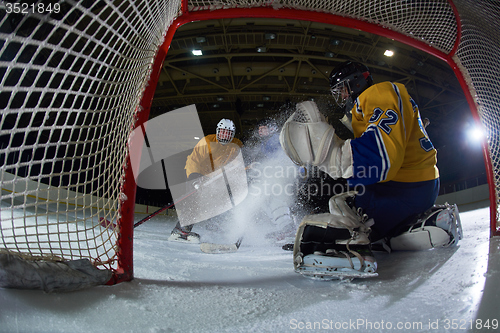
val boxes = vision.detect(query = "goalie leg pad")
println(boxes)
[390,226,451,251]
[293,213,377,280]
[436,203,463,246]
[389,203,463,251]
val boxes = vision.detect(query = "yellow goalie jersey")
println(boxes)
[349,81,439,186]
[185,134,243,178]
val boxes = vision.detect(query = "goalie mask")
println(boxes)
[330,61,373,132]
[216,118,236,145]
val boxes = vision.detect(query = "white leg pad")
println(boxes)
[390,226,451,251]
[292,213,377,280]
[390,203,463,251]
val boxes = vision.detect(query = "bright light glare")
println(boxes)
[192,49,203,56]
[467,126,485,142]
[384,49,394,57]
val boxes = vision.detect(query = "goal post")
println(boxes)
[1,0,499,288]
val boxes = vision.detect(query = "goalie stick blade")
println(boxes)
[200,243,238,254]
[200,237,243,254]
[296,253,378,280]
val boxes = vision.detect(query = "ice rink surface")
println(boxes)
[1,206,499,333]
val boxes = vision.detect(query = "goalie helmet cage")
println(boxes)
[0,0,498,286]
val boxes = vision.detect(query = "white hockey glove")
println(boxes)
[279,101,353,179]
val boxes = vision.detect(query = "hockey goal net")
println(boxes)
[0,0,498,287]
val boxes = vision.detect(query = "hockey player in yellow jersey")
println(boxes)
[184,126,243,179]
[168,118,243,243]
[279,61,462,279]
[348,81,439,184]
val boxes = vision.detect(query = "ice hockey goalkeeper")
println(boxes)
[279,61,462,279]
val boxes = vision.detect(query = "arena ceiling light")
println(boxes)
[330,39,342,46]
[192,49,203,56]
[265,33,276,40]
[384,49,394,57]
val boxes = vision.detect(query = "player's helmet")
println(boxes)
[216,118,236,145]
[329,61,373,109]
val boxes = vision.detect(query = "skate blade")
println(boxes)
[297,253,378,280]
[297,267,378,281]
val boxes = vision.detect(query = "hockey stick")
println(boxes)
[100,191,195,230]
[99,217,117,230]
[133,169,228,229]
[200,236,243,254]
[198,166,246,254]
[133,189,197,229]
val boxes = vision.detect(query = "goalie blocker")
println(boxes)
[292,192,462,280]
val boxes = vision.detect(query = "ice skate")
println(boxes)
[264,200,297,244]
[168,222,200,243]
[265,221,297,243]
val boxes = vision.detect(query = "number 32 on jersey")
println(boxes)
[368,107,434,152]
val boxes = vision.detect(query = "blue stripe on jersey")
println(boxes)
[391,83,406,136]
[349,125,391,186]
[355,97,363,117]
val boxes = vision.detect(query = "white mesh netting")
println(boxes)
[0,0,181,277]
[1,0,499,285]
[188,0,458,53]
[452,0,500,230]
